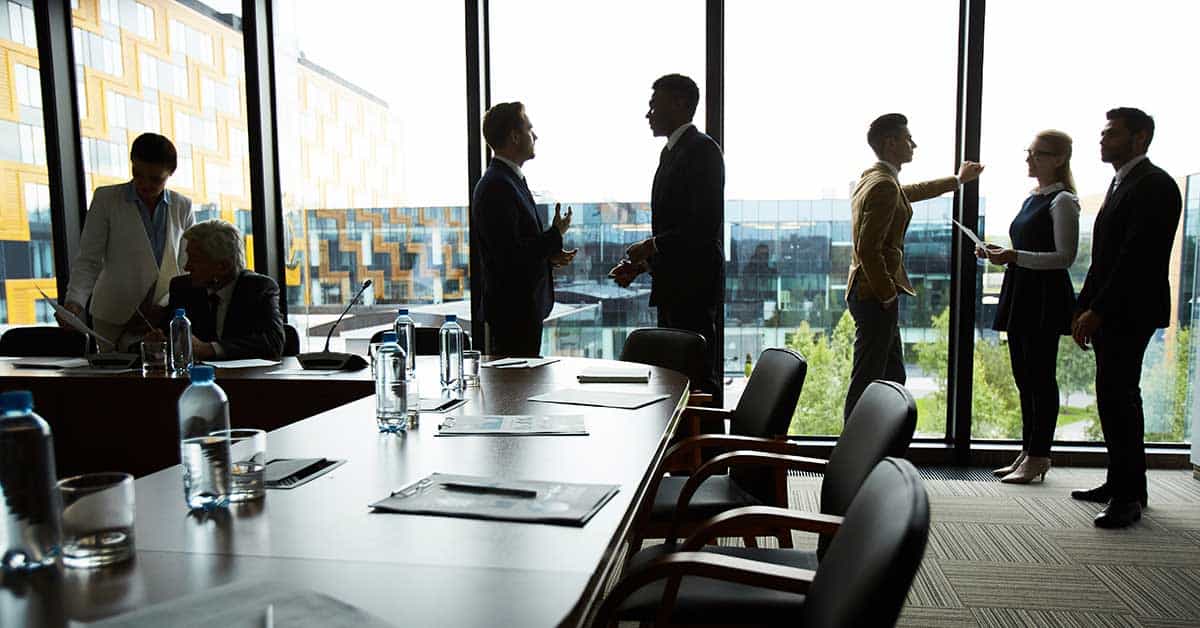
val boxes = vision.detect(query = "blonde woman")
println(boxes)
[979,130,1080,483]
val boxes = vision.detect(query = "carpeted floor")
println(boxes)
[781,467,1200,627]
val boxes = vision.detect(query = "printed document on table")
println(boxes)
[34,283,114,349]
[436,414,587,436]
[528,388,670,409]
[205,358,281,369]
[577,365,651,383]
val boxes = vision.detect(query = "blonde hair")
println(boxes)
[1035,129,1076,193]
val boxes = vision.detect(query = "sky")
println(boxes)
[274,0,1196,233]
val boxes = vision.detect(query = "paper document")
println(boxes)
[436,414,587,436]
[577,365,651,383]
[496,358,559,369]
[951,219,995,249]
[528,388,670,410]
[205,358,282,369]
[481,357,527,368]
[11,357,90,369]
[34,283,114,349]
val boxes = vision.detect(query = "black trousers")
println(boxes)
[844,288,905,421]
[1093,326,1155,502]
[485,318,544,358]
[1007,331,1061,457]
[657,303,723,406]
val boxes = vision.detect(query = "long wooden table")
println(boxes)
[0,356,689,627]
[0,357,374,478]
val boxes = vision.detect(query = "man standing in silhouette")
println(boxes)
[1071,107,1182,529]
[472,102,576,357]
[610,74,724,404]
[844,113,983,420]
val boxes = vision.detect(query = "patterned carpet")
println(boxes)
[782,467,1200,627]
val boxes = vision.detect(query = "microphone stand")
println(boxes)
[297,280,373,370]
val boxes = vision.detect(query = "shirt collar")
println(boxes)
[876,161,900,178]
[666,123,694,151]
[126,181,171,207]
[1114,154,1148,186]
[209,273,238,301]
[1032,181,1067,196]
[493,155,525,181]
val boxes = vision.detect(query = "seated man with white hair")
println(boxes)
[149,219,285,360]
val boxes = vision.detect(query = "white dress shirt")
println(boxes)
[493,155,525,181]
[1113,154,1149,188]
[666,123,694,150]
[1013,182,1080,270]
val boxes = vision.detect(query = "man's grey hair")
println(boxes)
[183,219,245,272]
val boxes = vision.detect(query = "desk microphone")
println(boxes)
[297,279,373,371]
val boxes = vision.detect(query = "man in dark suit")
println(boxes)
[610,74,724,404]
[148,219,285,360]
[1070,107,1182,529]
[471,102,575,357]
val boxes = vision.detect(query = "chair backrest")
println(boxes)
[282,323,300,357]
[369,327,471,356]
[817,380,917,558]
[0,326,93,357]
[728,347,807,504]
[619,328,708,387]
[801,458,930,628]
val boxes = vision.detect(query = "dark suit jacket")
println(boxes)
[163,270,285,360]
[1077,158,1182,330]
[649,125,725,307]
[470,159,562,325]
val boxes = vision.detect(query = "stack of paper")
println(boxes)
[482,357,560,369]
[576,365,651,383]
[528,389,669,409]
[436,414,587,436]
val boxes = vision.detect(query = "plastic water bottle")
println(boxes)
[439,314,464,395]
[177,365,231,511]
[0,391,62,573]
[375,332,407,433]
[169,308,193,373]
[393,307,416,375]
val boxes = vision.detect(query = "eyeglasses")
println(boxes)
[1025,149,1058,158]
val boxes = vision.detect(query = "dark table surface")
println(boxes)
[0,356,689,627]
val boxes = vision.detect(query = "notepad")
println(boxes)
[576,365,651,383]
[11,357,89,369]
[205,358,282,369]
[436,414,587,436]
[485,357,560,369]
[528,388,670,409]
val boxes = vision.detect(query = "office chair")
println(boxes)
[369,326,472,356]
[619,327,714,407]
[0,326,93,357]
[282,323,301,357]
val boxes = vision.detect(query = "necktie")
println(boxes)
[208,293,221,337]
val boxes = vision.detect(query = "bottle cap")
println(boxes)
[381,331,398,343]
[189,365,215,383]
[0,390,34,413]
[446,314,457,322]
[397,308,409,315]
[175,308,187,318]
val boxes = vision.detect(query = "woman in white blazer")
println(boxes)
[59,133,194,351]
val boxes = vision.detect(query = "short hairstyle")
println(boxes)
[652,74,700,119]
[867,113,908,156]
[481,102,526,151]
[1106,107,1155,146]
[130,133,178,173]
[184,219,245,272]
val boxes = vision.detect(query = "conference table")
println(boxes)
[0,356,690,627]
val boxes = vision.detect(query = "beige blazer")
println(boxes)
[847,163,958,302]
[66,183,194,324]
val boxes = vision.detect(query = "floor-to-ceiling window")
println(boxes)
[725,0,960,436]
[489,0,706,360]
[974,0,1199,446]
[273,1,468,352]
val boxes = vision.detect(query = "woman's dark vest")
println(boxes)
[992,191,1077,334]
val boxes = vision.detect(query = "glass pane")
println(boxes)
[726,1,960,436]
[975,0,1199,445]
[71,0,254,273]
[0,0,58,327]
[489,0,705,360]
[275,1,468,352]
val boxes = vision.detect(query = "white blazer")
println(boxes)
[66,183,194,325]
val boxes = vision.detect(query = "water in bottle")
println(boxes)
[393,307,416,375]
[375,332,407,433]
[439,314,464,395]
[177,365,231,511]
[0,391,62,573]
[169,308,193,373]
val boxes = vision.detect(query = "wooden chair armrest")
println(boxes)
[667,451,829,543]
[664,433,810,467]
[681,506,844,551]
[593,551,815,627]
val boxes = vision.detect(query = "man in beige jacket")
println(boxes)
[844,113,983,419]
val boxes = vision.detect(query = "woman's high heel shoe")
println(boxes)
[1000,456,1051,484]
[993,451,1027,477]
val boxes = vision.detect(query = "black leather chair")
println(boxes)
[634,347,806,544]
[369,326,471,356]
[0,326,93,357]
[598,457,930,627]
[627,380,917,577]
[282,323,300,357]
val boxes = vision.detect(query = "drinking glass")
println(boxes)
[140,340,169,374]
[58,472,135,568]
[211,429,267,502]
[462,349,481,388]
